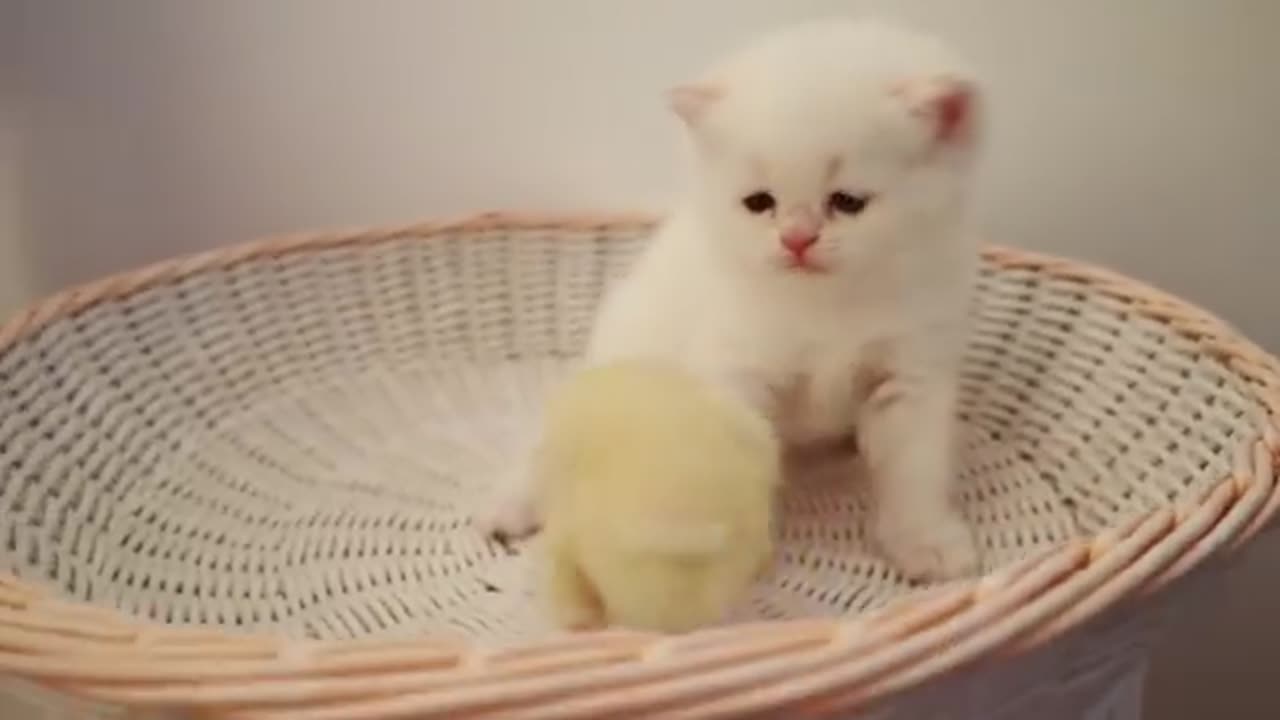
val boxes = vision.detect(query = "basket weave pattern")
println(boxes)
[0,214,1277,718]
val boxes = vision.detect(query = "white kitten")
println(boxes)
[485,19,982,582]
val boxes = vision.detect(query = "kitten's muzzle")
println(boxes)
[780,228,820,263]
[779,205,822,256]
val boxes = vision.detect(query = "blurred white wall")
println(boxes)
[0,126,22,320]
[0,0,26,318]
[6,1,1280,717]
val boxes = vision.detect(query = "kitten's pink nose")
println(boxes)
[781,229,819,256]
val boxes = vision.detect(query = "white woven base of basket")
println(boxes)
[0,215,1276,719]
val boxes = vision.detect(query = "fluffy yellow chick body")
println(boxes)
[534,360,781,633]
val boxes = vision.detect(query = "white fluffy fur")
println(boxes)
[484,19,983,581]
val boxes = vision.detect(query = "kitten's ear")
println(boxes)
[895,75,979,146]
[667,84,722,126]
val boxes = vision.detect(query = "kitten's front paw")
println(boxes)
[875,510,979,582]
[477,490,541,543]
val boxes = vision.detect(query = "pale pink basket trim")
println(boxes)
[669,513,1162,720]
[587,547,1090,720]
[1020,484,1234,649]
[1153,441,1274,587]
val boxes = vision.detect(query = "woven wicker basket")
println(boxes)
[0,213,1277,719]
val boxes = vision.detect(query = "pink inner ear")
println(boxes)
[667,84,722,125]
[934,87,970,143]
[896,78,975,145]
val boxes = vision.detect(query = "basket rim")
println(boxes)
[1,211,1278,718]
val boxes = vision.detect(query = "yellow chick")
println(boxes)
[533,360,782,633]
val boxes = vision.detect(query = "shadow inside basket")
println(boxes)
[0,232,1259,646]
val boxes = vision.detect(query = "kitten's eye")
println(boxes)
[828,191,871,216]
[741,191,776,214]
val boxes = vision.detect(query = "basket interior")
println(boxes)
[0,226,1264,644]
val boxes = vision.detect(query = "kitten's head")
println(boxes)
[671,20,982,279]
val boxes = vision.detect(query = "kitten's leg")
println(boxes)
[689,363,777,426]
[859,371,978,581]
[478,429,547,541]
[478,463,543,541]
